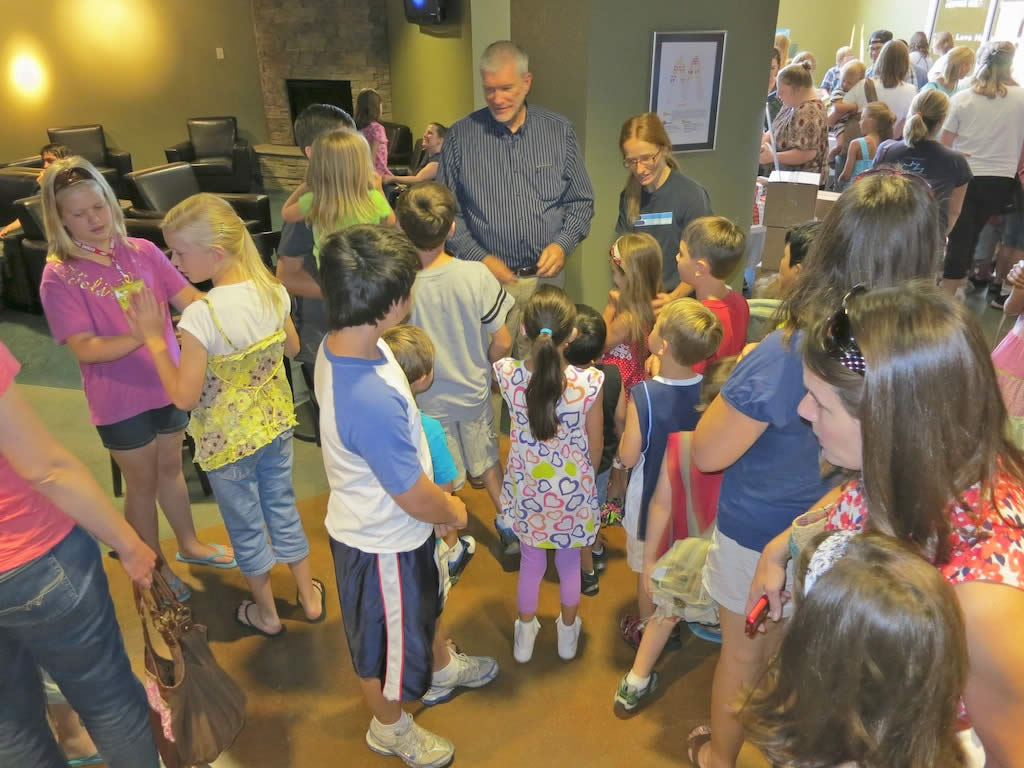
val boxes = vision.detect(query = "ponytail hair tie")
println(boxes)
[539,328,553,336]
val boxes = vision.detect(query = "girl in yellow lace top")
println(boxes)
[128,194,326,638]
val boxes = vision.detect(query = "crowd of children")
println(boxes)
[23,83,1024,768]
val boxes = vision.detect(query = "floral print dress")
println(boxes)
[494,359,604,549]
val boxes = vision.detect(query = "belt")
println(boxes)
[511,266,538,277]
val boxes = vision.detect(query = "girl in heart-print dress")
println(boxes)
[494,285,605,663]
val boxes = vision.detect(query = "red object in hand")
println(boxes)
[745,595,770,637]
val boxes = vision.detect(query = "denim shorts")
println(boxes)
[1003,209,1024,250]
[95,404,189,451]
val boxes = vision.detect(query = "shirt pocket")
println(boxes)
[530,163,564,202]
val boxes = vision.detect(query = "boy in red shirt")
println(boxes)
[674,216,749,372]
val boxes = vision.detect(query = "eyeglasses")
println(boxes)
[53,167,91,193]
[823,284,867,376]
[622,149,663,170]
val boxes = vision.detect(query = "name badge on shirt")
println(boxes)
[635,211,672,227]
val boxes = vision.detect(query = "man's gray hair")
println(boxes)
[480,40,529,76]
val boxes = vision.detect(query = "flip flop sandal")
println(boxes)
[162,572,192,603]
[298,578,327,624]
[235,601,286,638]
[175,543,238,569]
[687,725,712,766]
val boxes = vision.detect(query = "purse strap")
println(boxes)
[133,562,191,651]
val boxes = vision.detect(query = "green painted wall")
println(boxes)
[778,0,933,66]
[512,0,780,309]
[386,0,475,137]
[776,0,861,66]
[1,0,267,170]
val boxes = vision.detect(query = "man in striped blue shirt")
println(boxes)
[437,40,594,333]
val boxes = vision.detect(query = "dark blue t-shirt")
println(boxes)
[717,330,836,552]
[628,375,702,540]
[874,138,972,234]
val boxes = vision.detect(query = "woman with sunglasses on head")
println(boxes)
[687,171,942,768]
[940,41,1024,297]
[617,113,712,308]
[37,157,236,600]
[752,281,1024,766]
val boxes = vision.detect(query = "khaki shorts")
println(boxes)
[440,402,500,488]
[702,526,795,618]
[503,272,566,358]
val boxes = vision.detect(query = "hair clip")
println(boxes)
[838,349,866,375]
[804,530,857,594]
[538,328,553,336]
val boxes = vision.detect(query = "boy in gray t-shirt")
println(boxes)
[397,183,517,556]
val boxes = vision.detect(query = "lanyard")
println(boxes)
[72,238,133,284]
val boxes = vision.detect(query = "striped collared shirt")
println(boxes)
[437,104,594,270]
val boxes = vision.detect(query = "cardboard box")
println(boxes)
[816,190,840,221]
[761,225,789,271]
[762,172,819,228]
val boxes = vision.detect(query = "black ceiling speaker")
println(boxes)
[404,0,446,24]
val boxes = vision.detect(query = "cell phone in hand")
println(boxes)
[745,595,770,638]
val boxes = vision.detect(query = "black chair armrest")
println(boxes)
[165,141,195,164]
[251,230,281,270]
[389,166,413,177]
[218,193,270,231]
[125,207,164,220]
[106,149,133,177]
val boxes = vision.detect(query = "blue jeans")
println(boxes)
[0,526,159,768]
[207,430,309,576]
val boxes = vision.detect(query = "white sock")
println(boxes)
[446,540,464,563]
[372,711,409,736]
[626,670,650,689]
[432,655,457,684]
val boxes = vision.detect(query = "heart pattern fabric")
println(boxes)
[494,359,604,549]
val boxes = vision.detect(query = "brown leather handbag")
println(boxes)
[135,572,247,767]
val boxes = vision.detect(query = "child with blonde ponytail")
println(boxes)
[875,88,972,235]
[129,193,326,637]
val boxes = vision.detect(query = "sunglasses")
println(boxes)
[53,167,92,193]
[823,284,867,375]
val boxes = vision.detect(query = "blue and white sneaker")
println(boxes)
[446,536,476,585]
[421,649,499,706]
[493,519,520,557]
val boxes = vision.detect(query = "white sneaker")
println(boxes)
[556,614,581,660]
[366,712,454,768]
[513,617,541,663]
[421,648,499,706]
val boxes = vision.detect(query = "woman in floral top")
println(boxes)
[750,282,1024,766]
[760,60,829,186]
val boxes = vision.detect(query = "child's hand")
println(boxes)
[126,287,167,343]
[645,354,661,378]
[607,288,620,306]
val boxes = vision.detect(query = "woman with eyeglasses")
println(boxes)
[759,60,829,187]
[687,172,942,768]
[753,281,1024,766]
[37,157,236,602]
[616,113,712,306]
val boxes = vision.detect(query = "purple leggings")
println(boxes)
[517,544,581,615]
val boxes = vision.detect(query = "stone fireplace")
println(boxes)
[250,0,392,146]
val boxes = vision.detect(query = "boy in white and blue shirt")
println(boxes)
[314,224,497,768]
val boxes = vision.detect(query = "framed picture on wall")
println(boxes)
[649,31,727,152]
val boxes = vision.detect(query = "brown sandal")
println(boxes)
[686,725,711,766]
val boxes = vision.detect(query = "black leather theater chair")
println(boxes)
[165,117,257,194]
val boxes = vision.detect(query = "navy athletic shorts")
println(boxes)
[330,533,441,701]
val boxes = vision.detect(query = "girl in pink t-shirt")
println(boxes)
[356,88,390,177]
[38,157,235,599]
